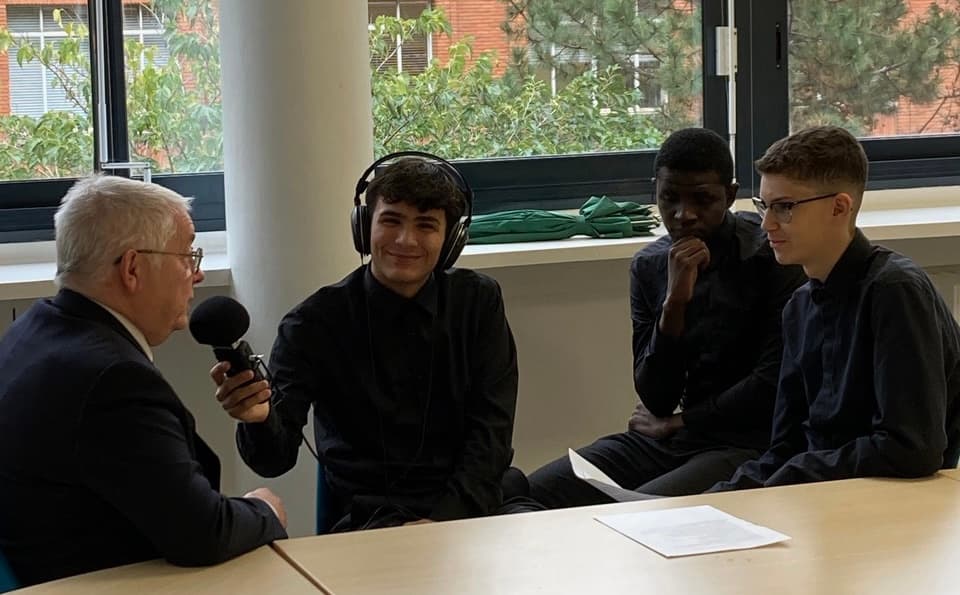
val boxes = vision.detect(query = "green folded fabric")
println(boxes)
[468,196,660,244]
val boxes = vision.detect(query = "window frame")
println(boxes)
[1,0,959,243]
[368,0,432,74]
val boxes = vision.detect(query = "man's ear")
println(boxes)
[116,249,144,293]
[725,182,739,208]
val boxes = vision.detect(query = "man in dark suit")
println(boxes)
[0,175,288,588]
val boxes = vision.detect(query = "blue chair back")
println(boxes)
[316,465,330,534]
[0,550,19,593]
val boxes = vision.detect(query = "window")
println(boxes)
[527,37,666,111]
[1,1,958,243]
[367,0,958,212]
[527,42,594,97]
[0,0,224,242]
[1,5,93,185]
[745,0,960,190]
[788,0,960,138]
[368,1,431,74]
[6,6,91,118]
[122,4,169,72]
[370,0,704,211]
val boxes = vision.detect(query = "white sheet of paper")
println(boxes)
[596,505,791,557]
[567,448,661,502]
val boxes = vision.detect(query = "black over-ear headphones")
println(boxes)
[351,151,473,271]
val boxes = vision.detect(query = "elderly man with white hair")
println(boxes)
[0,175,287,588]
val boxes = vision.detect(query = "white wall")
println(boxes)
[217,0,372,536]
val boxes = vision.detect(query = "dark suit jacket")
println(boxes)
[0,289,286,587]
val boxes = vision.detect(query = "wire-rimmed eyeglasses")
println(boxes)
[752,192,838,224]
[113,247,204,274]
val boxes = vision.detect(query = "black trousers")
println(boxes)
[528,429,760,509]
[330,467,544,532]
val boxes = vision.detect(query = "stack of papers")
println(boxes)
[596,505,791,557]
[567,448,790,557]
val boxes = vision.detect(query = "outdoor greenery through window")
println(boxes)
[0,1,958,241]
[370,0,703,159]
[789,0,960,138]
[0,0,221,182]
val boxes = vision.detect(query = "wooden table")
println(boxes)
[939,467,960,482]
[15,545,318,595]
[275,476,960,595]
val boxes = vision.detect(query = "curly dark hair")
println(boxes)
[365,157,466,232]
[653,128,734,184]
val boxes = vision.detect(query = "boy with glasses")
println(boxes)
[528,128,805,506]
[711,126,960,491]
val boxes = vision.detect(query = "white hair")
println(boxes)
[54,174,193,288]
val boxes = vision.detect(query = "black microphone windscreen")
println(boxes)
[189,296,251,346]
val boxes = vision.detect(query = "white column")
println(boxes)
[220,0,372,536]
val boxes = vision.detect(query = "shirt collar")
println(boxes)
[812,229,873,298]
[363,266,438,317]
[733,212,767,262]
[92,299,154,362]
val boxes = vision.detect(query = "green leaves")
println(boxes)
[370,4,688,158]
[0,0,220,179]
[789,0,960,133]
[1,0,956,183]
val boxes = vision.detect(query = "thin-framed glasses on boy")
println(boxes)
[752,192,838,224]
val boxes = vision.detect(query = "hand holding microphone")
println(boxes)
[211,363,272,423]
[190,296,272,423]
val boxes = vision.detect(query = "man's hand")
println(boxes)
[211,362,272,423]
[664,236,710,307]
[245,487,287,529]
[628,400,684,439]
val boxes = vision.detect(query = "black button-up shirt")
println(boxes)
[237,266,518,521]
[715,230,960,490]
[632,212,806,450]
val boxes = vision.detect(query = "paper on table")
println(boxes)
[567,448,662,502]
[596,505,791,557]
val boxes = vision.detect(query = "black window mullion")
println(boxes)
[740,0,789,197]
[701,0,728,138]
[103,0,131,171]
[85,0,101,173]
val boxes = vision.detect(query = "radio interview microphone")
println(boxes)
[190,296,320,461]
[189,296,268,383]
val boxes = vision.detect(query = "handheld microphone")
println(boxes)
[189,296,321,463]
[189,296,266,382]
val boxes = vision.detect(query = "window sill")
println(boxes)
[1,188,958,300]
[460,188,960,270]
[0,232,231,301]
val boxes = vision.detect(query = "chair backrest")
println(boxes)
[316,465,329,535]
[0,550,19,593]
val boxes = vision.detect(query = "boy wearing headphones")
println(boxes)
[213,155,533,530]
